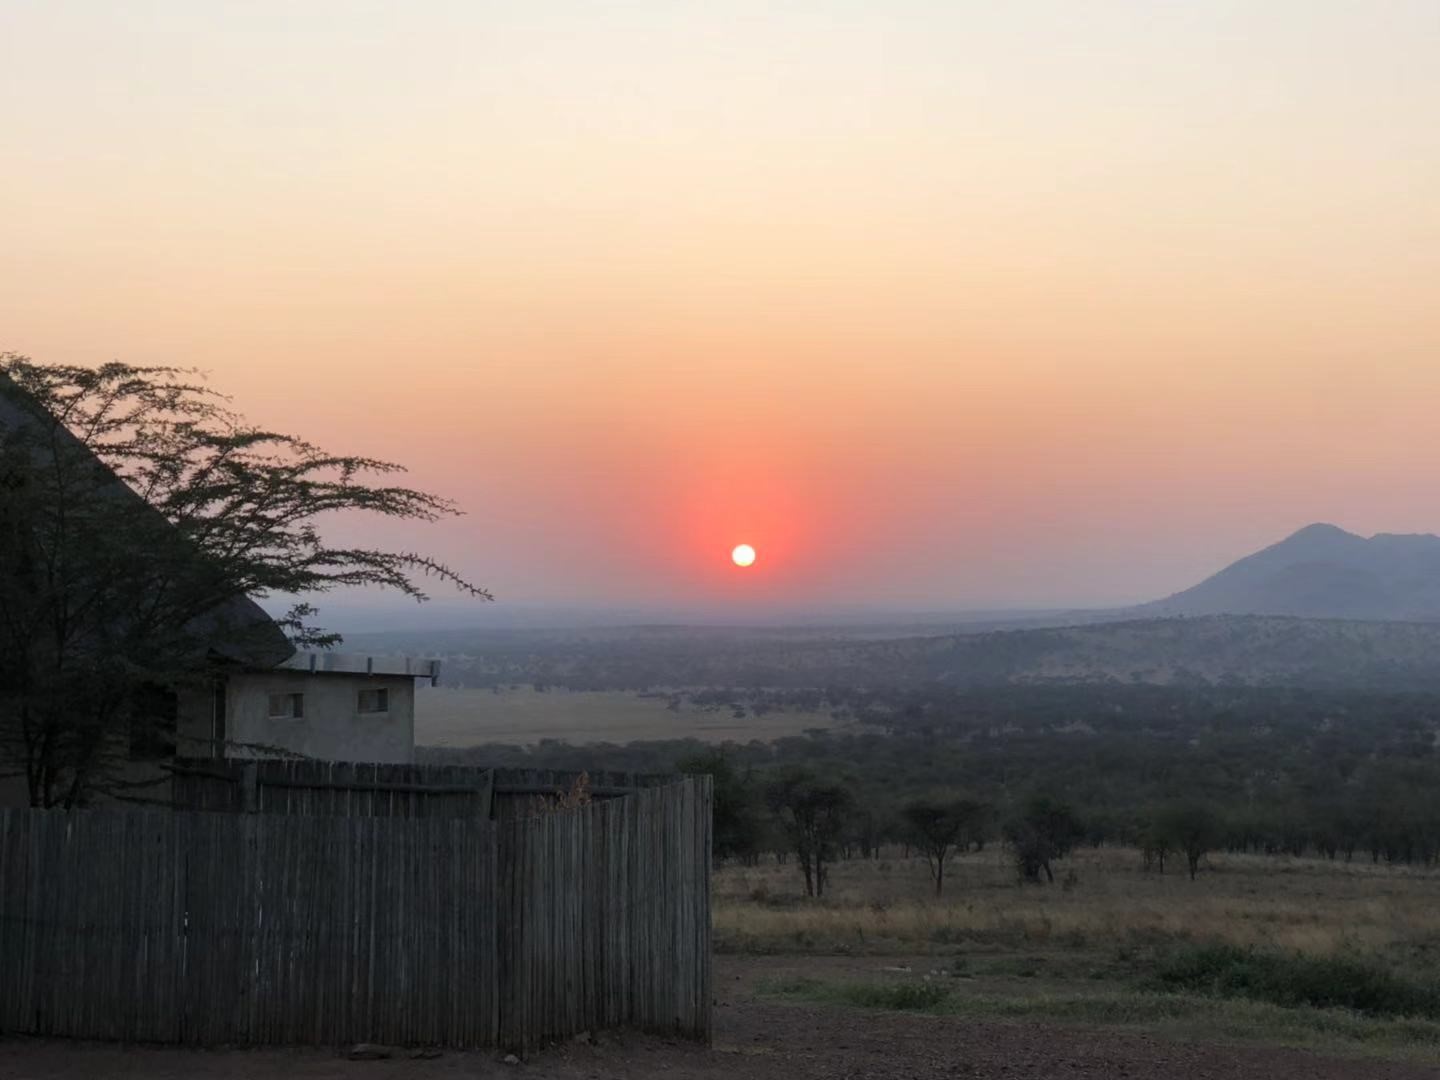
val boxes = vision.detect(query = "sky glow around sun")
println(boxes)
[2,2,1439,615]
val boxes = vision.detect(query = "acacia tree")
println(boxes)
[678,748,762,865]
[764,766,853,897]
[1005,793,1082,884]
[0,356,489,807]
[902,794,984,896]
[1157,802,1223,880]
[1140,813,1172,873]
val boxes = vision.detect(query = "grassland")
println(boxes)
[719,846,1440,1061]
[415,686,839,747]
[717,845,1440,956]
[758,975,1440,1063]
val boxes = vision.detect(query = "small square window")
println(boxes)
[358,688,389,714]
[268,692,304,720]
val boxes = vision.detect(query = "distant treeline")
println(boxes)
[422,684,1440,888]
[371,615,1440,692]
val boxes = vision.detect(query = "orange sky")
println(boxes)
[3,2,1438,618]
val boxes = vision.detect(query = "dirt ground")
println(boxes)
[3,956,1436,1080]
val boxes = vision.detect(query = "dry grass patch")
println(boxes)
[416,686,841,746]
[716,846,1440,960]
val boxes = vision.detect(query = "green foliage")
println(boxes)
[763,976,953,1012]
[1150,944,1440,1019]
[839,981,953,1011]
[901,794,986,895]
[677,748,762,861]
[1005,794,1083,884]
[1153,802,1224,879]
[764,766,855,897]
[423,678,1440,868]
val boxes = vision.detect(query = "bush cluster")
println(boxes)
[1149,944,1440,1019]
[839,981,954,1011]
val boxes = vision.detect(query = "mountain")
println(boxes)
[1139,523,1440,621]
[350,522,1440,693]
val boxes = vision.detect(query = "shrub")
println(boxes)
[841,981,953,1011]
[765,975,823,995]
[1149,944,1440,1019]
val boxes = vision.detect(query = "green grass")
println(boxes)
[839,981,955,1010]
[757,974,1440,1063]
[1147,942,1440,1019]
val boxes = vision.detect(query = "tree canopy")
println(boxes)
[902,794,986,895]
[0,356,488,806]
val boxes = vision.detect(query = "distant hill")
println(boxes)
[894,614,1440,690]
[350,523,1440,692]
[1138,523,1440,621]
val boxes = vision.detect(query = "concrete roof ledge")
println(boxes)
[278,652,442,682]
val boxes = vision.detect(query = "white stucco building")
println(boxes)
[179,652,440,765]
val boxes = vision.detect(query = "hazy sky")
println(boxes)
[3,2,1438,618]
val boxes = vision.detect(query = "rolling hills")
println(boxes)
[356,523,1440,693]
[890,614,1440,689]
[1139,523,1440,621]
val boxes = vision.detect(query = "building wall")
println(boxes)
[225,670,416,765]
[0,674,416,810]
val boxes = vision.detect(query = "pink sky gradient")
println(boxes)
[3,2,1438,616]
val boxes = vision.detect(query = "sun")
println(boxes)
[731,543,756,568]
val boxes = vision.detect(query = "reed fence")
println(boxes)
[0,774,710,1050]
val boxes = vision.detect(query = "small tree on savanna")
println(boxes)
[844,799,886,861]
[902,794,985,896]
[764,766,853,898]
[0,356,489,807]
[1005,793,1082,884]
[1156,801,1224,880]
[1140,813,1172,874]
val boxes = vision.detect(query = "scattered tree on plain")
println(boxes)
[1157,801,1224,880]
[764,766,854,897]
[901,794,985,896]
[1140,811,1172,873]
[1006,794,1083,884]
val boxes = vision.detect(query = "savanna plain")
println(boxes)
[717,845,1440,1062]
[427,679,1440,1076]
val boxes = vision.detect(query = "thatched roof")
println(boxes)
[0,371,294,669]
